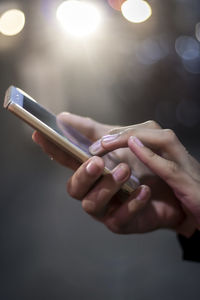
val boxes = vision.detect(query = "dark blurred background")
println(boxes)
[0,0,200,299]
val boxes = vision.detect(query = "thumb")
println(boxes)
[56,112,110,142]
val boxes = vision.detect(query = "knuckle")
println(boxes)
[163,129,177,143]
[108,126,135,137]
[82,200,96,215]
[168,160,179,173]
[144,120,161,129]
[108,127,123,135]
[164,161,179,180]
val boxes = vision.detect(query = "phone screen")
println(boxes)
[10,87,93,156]
[5,86,140,191]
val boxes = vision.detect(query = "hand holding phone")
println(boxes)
[33,114,152,231]
[5,86,195,237]
[4,86,139,195]
[6,86,170,235]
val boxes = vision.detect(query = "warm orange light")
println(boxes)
[108,0,125,11]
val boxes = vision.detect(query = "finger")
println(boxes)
[129,136,200,226]
[32,131,80,170]
[89,120,160,155]
[105,185,151,234]
[57,112,111,141]
[89,128,185,161]
[128,136,190,189]
[67,156,104,200]
[82,163,131,217]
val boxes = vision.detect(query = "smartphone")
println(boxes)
[4,86,139,194]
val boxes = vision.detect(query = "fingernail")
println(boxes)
[128,186,147,213]
[56,112,70,124]
[82,200,95,213]
[102,134,119,144]
[89,140,103,155]
[112,165,129,182]
[130,136,144,148]
[86,158,102,176]
[135,186,148,201]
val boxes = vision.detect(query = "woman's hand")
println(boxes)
[32,114,194,235]
[90,122,200,231]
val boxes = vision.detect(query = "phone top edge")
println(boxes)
[3,86,36,109]
[3,86,13,108]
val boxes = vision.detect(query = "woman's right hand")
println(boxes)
[90,121,200,233]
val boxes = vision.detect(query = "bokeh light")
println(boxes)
[182,57,200,74]
[56,1,101,38]
[175,35,200,74]
[136,36,169,65]
[175,35,200,60]
[121,0,152,23]
[0,9,25,36]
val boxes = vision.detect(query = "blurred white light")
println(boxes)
[175,36,200,60]
[0,9,25,36]
[121,0,152,23]
[56,1,101,37]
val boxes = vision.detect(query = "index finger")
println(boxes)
[128,136,192,193]
[89,128,185,162]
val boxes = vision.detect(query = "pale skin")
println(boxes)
[32,113,200,236]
